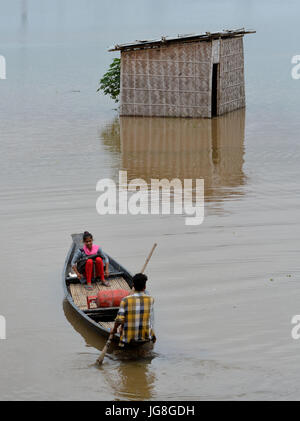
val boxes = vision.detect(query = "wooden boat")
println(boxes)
[63,233,154,357]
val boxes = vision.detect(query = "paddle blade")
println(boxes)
[97,334,113,365]
[97,344,108,365]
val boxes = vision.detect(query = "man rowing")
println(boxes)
[111,273,156,349]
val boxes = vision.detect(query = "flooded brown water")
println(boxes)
[1,0,300,400]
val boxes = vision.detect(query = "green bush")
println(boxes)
[97,58,120,103]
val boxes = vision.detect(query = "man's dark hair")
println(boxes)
[132,273,148,291]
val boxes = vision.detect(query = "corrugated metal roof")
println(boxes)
[108,28,255,52]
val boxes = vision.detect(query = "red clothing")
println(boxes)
[85,257,104,285]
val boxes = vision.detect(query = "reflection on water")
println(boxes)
[63,299,107,351]
[21,0,28,25]
[63,300,156,400]
[100,359,156,401]
[101,117,121,154]
[100,109,246,205]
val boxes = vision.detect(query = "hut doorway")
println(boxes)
[211,63,219,117]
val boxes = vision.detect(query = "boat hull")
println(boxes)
[63,234,155,354]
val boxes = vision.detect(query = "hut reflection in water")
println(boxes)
[101,109,246,207]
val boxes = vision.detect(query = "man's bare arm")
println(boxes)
[111,320,123,335]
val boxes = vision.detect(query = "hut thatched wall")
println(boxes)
[219,37,245,115]
[120,36,246,118]
[120,41,212,118]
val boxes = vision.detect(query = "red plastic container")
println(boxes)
[96,289,130,308]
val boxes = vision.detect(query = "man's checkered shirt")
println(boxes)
[115,292,155,345]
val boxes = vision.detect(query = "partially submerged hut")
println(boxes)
[109,29,255,118]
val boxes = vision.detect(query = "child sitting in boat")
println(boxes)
[71,231,110,290]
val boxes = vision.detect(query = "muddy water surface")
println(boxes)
[1,0,300,400]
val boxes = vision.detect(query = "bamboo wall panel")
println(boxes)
[120,41,212,118]
[218,37,245,115]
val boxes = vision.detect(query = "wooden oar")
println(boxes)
[140,243,157,274]
[97,332,114,365]
[97,243,157,365]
